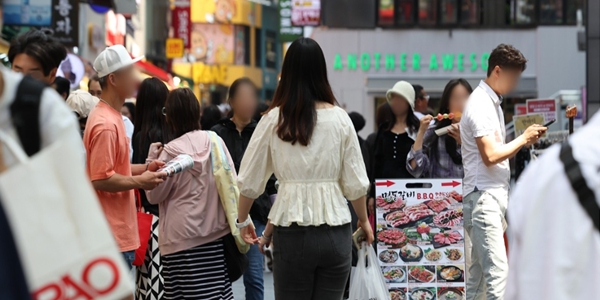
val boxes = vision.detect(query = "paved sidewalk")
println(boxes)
[232,271,275,300]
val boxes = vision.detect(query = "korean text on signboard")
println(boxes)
[279,0,303,42]
[291,0,321,26]
[166,38,185,59]
[51,0,79,47]
[172,0,191,48]
[3,0,53,26]
[375,179,466,300]
[513,114,544,136]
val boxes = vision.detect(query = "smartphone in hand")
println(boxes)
[352,227,366,249]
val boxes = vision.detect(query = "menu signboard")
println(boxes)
[376,179,466,300]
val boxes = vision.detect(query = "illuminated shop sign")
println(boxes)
[333,52,491,72]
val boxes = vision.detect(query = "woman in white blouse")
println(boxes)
[236,37,374,300]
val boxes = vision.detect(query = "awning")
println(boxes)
[135,60,171,83]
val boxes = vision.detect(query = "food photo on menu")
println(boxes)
[375,179,467,300]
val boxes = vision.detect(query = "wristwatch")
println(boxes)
[235,218,252,229]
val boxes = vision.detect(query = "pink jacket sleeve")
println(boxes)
[145,150,175,204]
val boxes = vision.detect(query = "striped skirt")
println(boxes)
[162,239,234,300]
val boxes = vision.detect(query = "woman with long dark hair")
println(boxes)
[146,88,235,300]
[370,81,420,200]
[407,79,473,178]
[131,77,171,299]
[211,77,276,300]
[236,38,373,300]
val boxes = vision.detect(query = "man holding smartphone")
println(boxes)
[460,44,546,300]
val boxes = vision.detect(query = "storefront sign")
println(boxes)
[376,179,466,300]
[279,0,303,42]
[513,114,544,136]
[291,0,320,26]
[51,0,79,47]
[514,104,527,116]
[3,0,52,26]
[192,62,227,85]
[526,99,557,123]
[105,10,126,46]
[333,52,490,72]
[172,0,191,48]
[166,38,185,59]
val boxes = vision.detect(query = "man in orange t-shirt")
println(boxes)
[84,45,166,275]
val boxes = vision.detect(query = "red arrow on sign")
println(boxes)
[376,180,395,187]
[441,181,461,188]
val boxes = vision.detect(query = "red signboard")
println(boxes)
[172,0,191,48]
[514,104,527,116]
[526,99,557,123]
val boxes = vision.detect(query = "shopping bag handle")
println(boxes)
[0,131,29,165]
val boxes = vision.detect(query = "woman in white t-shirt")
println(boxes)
[235,38,373,300]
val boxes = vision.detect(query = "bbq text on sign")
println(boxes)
[51,0,78,47]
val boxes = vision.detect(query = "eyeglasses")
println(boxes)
[162,107,167,116]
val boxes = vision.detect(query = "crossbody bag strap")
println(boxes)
[559,142,600,231]
[10,76,46,157]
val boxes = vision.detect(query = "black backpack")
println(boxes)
[9,76,47,157]
[559,142,600,231]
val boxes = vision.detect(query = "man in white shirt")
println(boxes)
[506,113,600,300]
[459,44,545,300]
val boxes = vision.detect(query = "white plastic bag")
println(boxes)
[349,244,390,300]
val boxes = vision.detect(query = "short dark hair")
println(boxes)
[122,102,136,122]
[165,88,201,139]
[487,44,527,77]
[348,112,366,132]
[53,76,70,98]
[227,77,257,117]
[97,76,108,90]
[413,85,425,100]
[88,75,101,90]
[8,29,67,76]
[202,105,223,131]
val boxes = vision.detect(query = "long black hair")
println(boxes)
[425,78,473,165]
[270,38,337,146]
[384,106,420,134]
[134,77,172,152]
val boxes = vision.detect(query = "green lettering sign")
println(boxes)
[374,52,381,70]
[469,53,477,71]
[481,53,490,71]
[457,53,465,71]
[333,54,343,70]
[442,54,454,71]
[360,53,370,71]
[348,54,357,70]
[385,54,395,70]
[399,53,407,71]
[429,54,438,71]
[412,53,421,71]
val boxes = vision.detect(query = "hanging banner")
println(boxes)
[291,0,321,26]
[51,0,79,47]
[279,0,303,42]
[3,0,52,26]
[172,0,191,48]
[376,179,466,300]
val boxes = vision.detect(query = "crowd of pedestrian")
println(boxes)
[0,27,598,300]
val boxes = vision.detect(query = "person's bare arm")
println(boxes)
[92,171,165,193]
[131,164,147,176]
[475,125,546,167]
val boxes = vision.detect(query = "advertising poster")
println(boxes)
[291,0,321,26]
[172,0,191,48]
[376,179,466,300]
[187,24,234,64]
[526,99,557,124]
[3,0,52,26]
[279,0,303,42]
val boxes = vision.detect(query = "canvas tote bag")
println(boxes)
[0,131,132,300]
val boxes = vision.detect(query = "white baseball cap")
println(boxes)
[93,45,144,78]
[386,80,415,111]
[67,90,99,118]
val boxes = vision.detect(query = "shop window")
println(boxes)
[418,0,438,25]
[255,28,262,68]
[566,0,585,24]
[234,26,251,66]
[265,30,277,70]
[440,0,458,24]
[511,0,536,24]
[540,0,564,24]
[460,0,480,24]
[397,0,416,25]
[378,0,396,26]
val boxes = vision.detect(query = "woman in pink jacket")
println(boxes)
[146,88,235,300]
